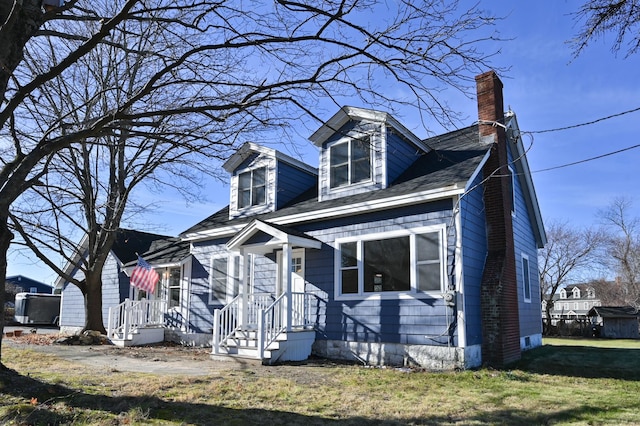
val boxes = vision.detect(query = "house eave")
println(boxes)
[182,184,466,242]
[506,113,547,248]
[309,106,429,152]
[223,141,318,175]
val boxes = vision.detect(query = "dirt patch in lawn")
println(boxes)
[3,333,355,385]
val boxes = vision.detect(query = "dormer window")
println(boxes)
[572,287,580,299]
[238,167,266,208]
[330,136,371,188]
[559,289,566,299]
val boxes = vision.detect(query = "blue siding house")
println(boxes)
[62,71,545,369]
[5,276,53,297]
[54,229,187,334]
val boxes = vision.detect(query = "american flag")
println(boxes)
[130,256,159,293]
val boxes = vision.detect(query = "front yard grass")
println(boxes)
[2,338,640,425]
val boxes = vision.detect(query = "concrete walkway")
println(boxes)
[3,336,261,376]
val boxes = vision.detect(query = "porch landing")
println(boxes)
[110,326,165,347]
[212,328,315,365]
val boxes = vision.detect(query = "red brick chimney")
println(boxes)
[476,71,521,367]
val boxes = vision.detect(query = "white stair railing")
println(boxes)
[213,295,241,354]
[258,292,314,359]
[107,298,166,340]
[214,292,316,358]
[213,293,275,353]
[257,294,286,359]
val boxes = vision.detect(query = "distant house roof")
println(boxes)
[111,229,172,265]
[5,275,53,293]
[54,228,173,290]
[588,306,639,319]
[550,283,598,301]
[124,237,191,268]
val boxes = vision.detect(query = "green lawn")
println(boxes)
[2,339,640,425]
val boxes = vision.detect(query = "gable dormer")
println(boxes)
[223,142,317,220]
[309,106,428,202]
[572,287,581,299]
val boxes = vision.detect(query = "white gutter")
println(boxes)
[182,184,467,242]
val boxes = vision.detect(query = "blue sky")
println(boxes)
[7,1,640,285]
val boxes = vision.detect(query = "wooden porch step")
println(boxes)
[214,329,316,364]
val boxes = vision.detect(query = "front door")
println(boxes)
[276,248,305,296]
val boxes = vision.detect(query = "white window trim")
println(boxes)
[334,224,447,301]
[237,166,267,209]
[166,266,183,310]
[509,165,516,217]
[327,134,373,191]
[208,254,229,305]
[521,253,531,303]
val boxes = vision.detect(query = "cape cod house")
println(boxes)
[57,71,546,369]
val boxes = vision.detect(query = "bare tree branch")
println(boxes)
[571,0,640,58]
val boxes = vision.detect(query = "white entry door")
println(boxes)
[276,248,305,296]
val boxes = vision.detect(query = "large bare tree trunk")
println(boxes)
[0,0,46,369]
[544,302,554,335]
[83,272,106,334]
[0,214,15,368]
[0,0,44,100]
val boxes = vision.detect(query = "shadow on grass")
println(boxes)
[1,364,621,426]
[512,343,640,380]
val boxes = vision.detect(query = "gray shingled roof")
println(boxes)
[180,125,487,236]
[588,306,639,319]
[111,229,171,264]
[124,237,191,267]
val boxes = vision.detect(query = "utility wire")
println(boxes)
[533,142,640,173]
[525,105,640,134]
[519,105,640,173]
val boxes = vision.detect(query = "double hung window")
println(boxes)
[168,267,181,308]
[209,255,241,303]
[238,167,266,208]
[210,257,228,303]
[336,226,446,299]
[522,254,531,302]
[330,136,371,188]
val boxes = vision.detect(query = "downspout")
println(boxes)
[283,243,292,331]
[454,195,467,349]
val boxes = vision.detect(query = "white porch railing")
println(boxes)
[214,291,316,359]
[246,293,276,327]
[258,292,315,359]
[213,295,241,354]
[213,293,274,354]
[107,298,166,341]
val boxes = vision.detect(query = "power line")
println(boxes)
[525,105,640,134]
[517,105,640,173]
[533,142,640,173]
